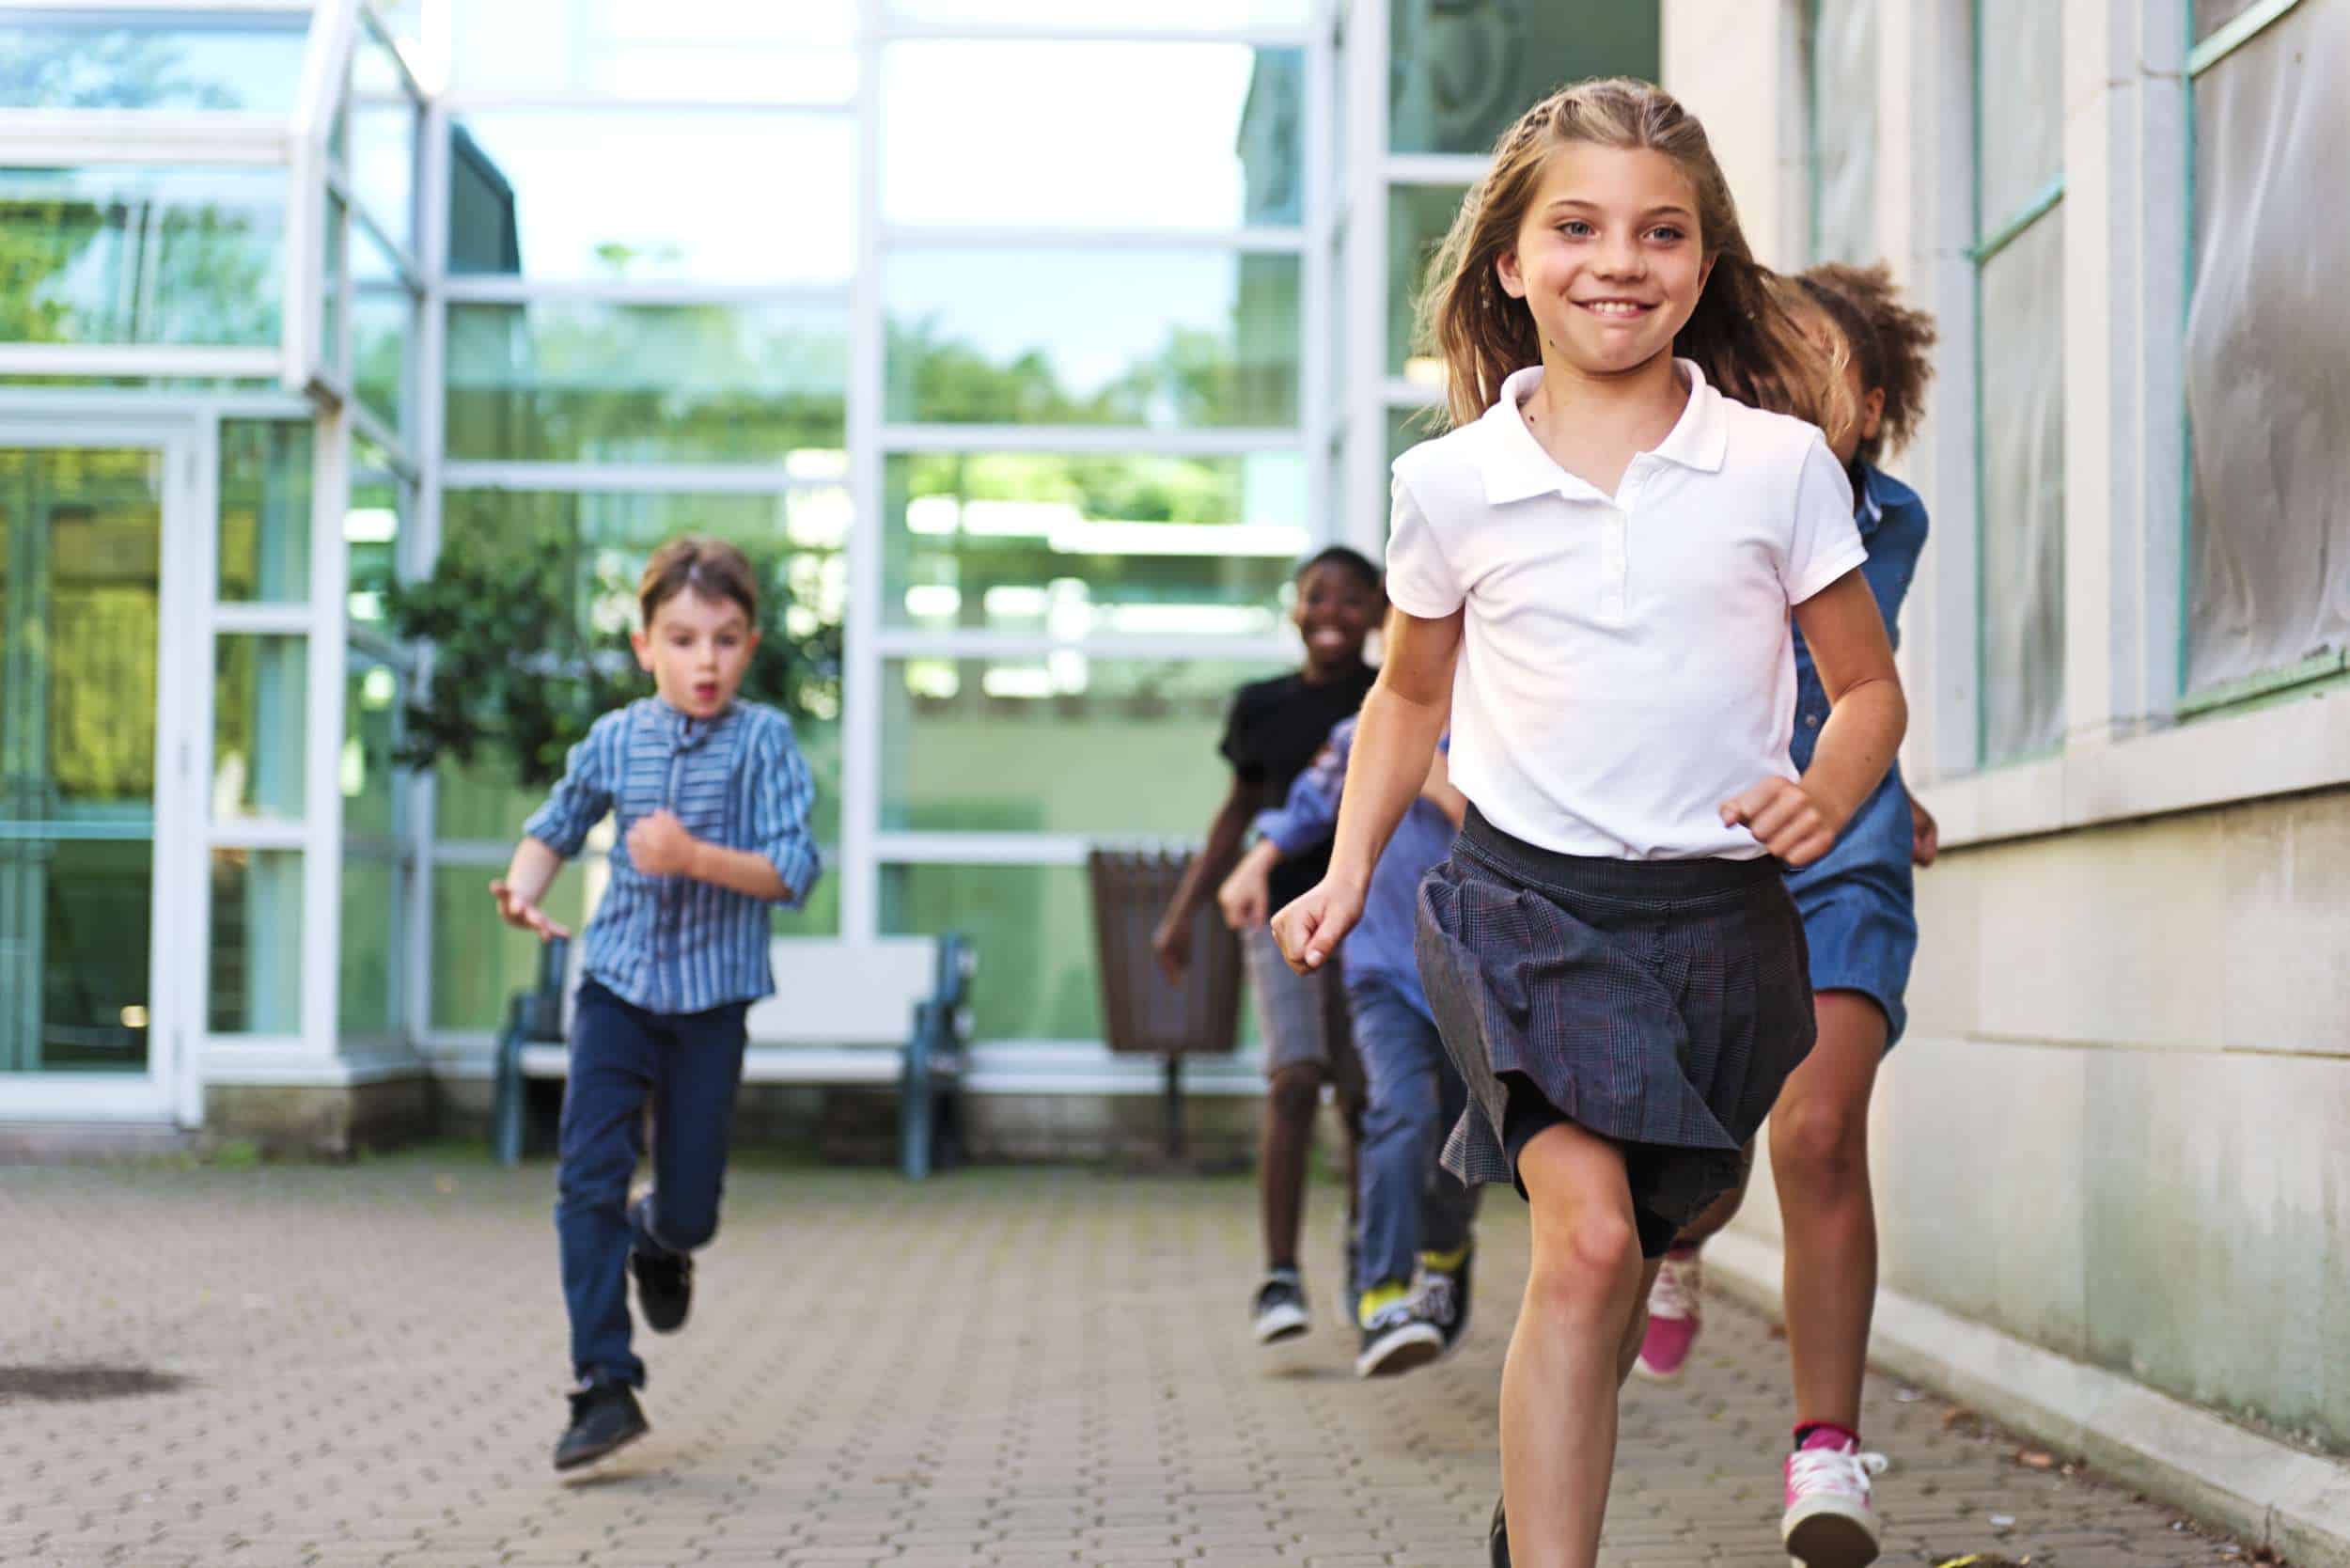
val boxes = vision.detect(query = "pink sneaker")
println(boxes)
[1781,1438,1889,1568]
[1632,1252,1702,1381]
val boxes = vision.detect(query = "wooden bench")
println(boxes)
[491,933,974,1180]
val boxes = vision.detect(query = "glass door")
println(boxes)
[0,439,189,1117]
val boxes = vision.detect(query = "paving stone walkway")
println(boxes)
[0,1153,2273,1566]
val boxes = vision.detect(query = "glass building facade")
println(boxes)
[0,0,1654,1132]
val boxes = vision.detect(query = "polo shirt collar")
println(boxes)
[1476,358,1729,505]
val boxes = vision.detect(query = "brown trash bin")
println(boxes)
[1086,843,1244,1159]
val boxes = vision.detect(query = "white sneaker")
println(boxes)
[1632,1251,1703,1382]
[1781,1439,1889,1568]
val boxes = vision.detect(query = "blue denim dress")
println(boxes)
[1785,463,1929,1047]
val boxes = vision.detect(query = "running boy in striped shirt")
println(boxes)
[490,536,821,1472]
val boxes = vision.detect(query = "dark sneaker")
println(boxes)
[1250,1270,1309,1344]
[628,1196,692,1334]
[1489,1495,1509,1568]
[631,1246,692,1334]
[553,1381,649,1471]
[1354,1295,1443,1379]
[1420,1240,1475,1356]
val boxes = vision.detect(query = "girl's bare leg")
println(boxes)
[1769,991,1888,1432]
[1501,1120,1650,1568]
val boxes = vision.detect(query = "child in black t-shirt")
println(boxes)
[1153,545,1385,1344]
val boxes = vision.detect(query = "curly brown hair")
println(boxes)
[1412,77,1852,449]
[1795,260,1938,464]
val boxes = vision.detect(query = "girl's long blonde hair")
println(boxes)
[1414,77,1852,446]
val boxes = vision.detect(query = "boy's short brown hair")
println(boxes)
[638,536,759,629]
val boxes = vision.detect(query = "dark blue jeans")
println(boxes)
[1348,974,1479,1294]
[556,978,749,1388]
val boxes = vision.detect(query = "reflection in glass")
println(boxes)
[344,654,401,842]
[1809,0,1878,263]
[339,859,402,1039]
[0,166,282,346]
[347,464,404,628]
[885,452,1304,640]
[452,112,854,285]
[881,863,1101,1043]
[321,193,349,383]
[446,303,849,463]
[1,447,162,1074]
[218,421,313,604]
[1978,214,2065,764]
[885,250,1300,429]
[1977,0,2063,227]
[882,656,1279,838]
[1386,185,1469,382]
[213,635,307,824]
[883,43,1303,229]
[451,0,855,102]
[350,96,418,257]
[0,19,309,112]
[210,849,303,1033]
[1388,0,1657,155]
[353,226,412,437]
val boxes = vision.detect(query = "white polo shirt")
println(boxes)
[1387,361,1865,861]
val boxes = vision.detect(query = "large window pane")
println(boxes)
[347,457,405,629]
[209,848,302,1033]
[1977,0,2062,226]
[213,635,307,824]
[886,251,1299,430]
[344,654,401,843]
[883,43,1302,230]
[451,0,855,102]
[450,112,854,285]
[436,488,846,845]
[446,302,848,463]
[1386,184,1468,383]
[431,863,584,1032]
[881,863,1100,1043]
[1979,214,2065,763]
[218,421,313,604]
[885,452,1305,641]
[338,859,402,1039]
[0,19,308,112]
[0,167,281,347]
[353,227,412,437]
[350,25,418,256]
[1809,0,1878,262]
[1389,0,1658,155]
[2184,0,2350,695]
[884,656,1280,837]
[889,0,1308,24]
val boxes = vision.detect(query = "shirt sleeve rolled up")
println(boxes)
[520,714,617,857]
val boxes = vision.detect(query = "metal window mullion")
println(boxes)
[1302,2,1334,548]
[440,461,823,495]
[877,22,1311,45]
[873,833,1095,867]
[0,109,289,166]
[214,603,313,635]
[347,201,424,290]
[1967,175,2065,264]
[1343,0,1390,557]
[874,631,1299,662]
[2186,0,2303,74]
[435,92,860,115]
[302,399,352,1057]
[881,226,1307,253]
[168,423,217,1124]
[841,0,885,944]
[439,276,852,306]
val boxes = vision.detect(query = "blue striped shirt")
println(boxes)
[522,697,821,1015]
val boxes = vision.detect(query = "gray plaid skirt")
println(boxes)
[1417,807,1817,1250]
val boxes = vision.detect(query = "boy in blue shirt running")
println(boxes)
[1219,716,1479,1376]
[491,536,821,1470]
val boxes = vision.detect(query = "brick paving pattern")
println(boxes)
[0,1155,2272,1566]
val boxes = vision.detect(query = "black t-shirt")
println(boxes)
[1219,664,1378,908]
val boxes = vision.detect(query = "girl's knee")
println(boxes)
[1771,1095,1869,1189]
[1526,1213,1644,1319]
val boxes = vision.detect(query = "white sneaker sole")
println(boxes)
[1629,1352,1688,1384]
[1782,1496,1882,1568]
[1253,1302,1309,1344]
[1355,1323,1443,1378]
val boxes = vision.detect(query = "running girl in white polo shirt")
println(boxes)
[1269,79,1907,1568]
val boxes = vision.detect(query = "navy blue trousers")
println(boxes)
[556,978,748,1388]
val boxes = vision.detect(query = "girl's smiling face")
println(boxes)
[1292,560,1381,675]
[1497,144,1714,379]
